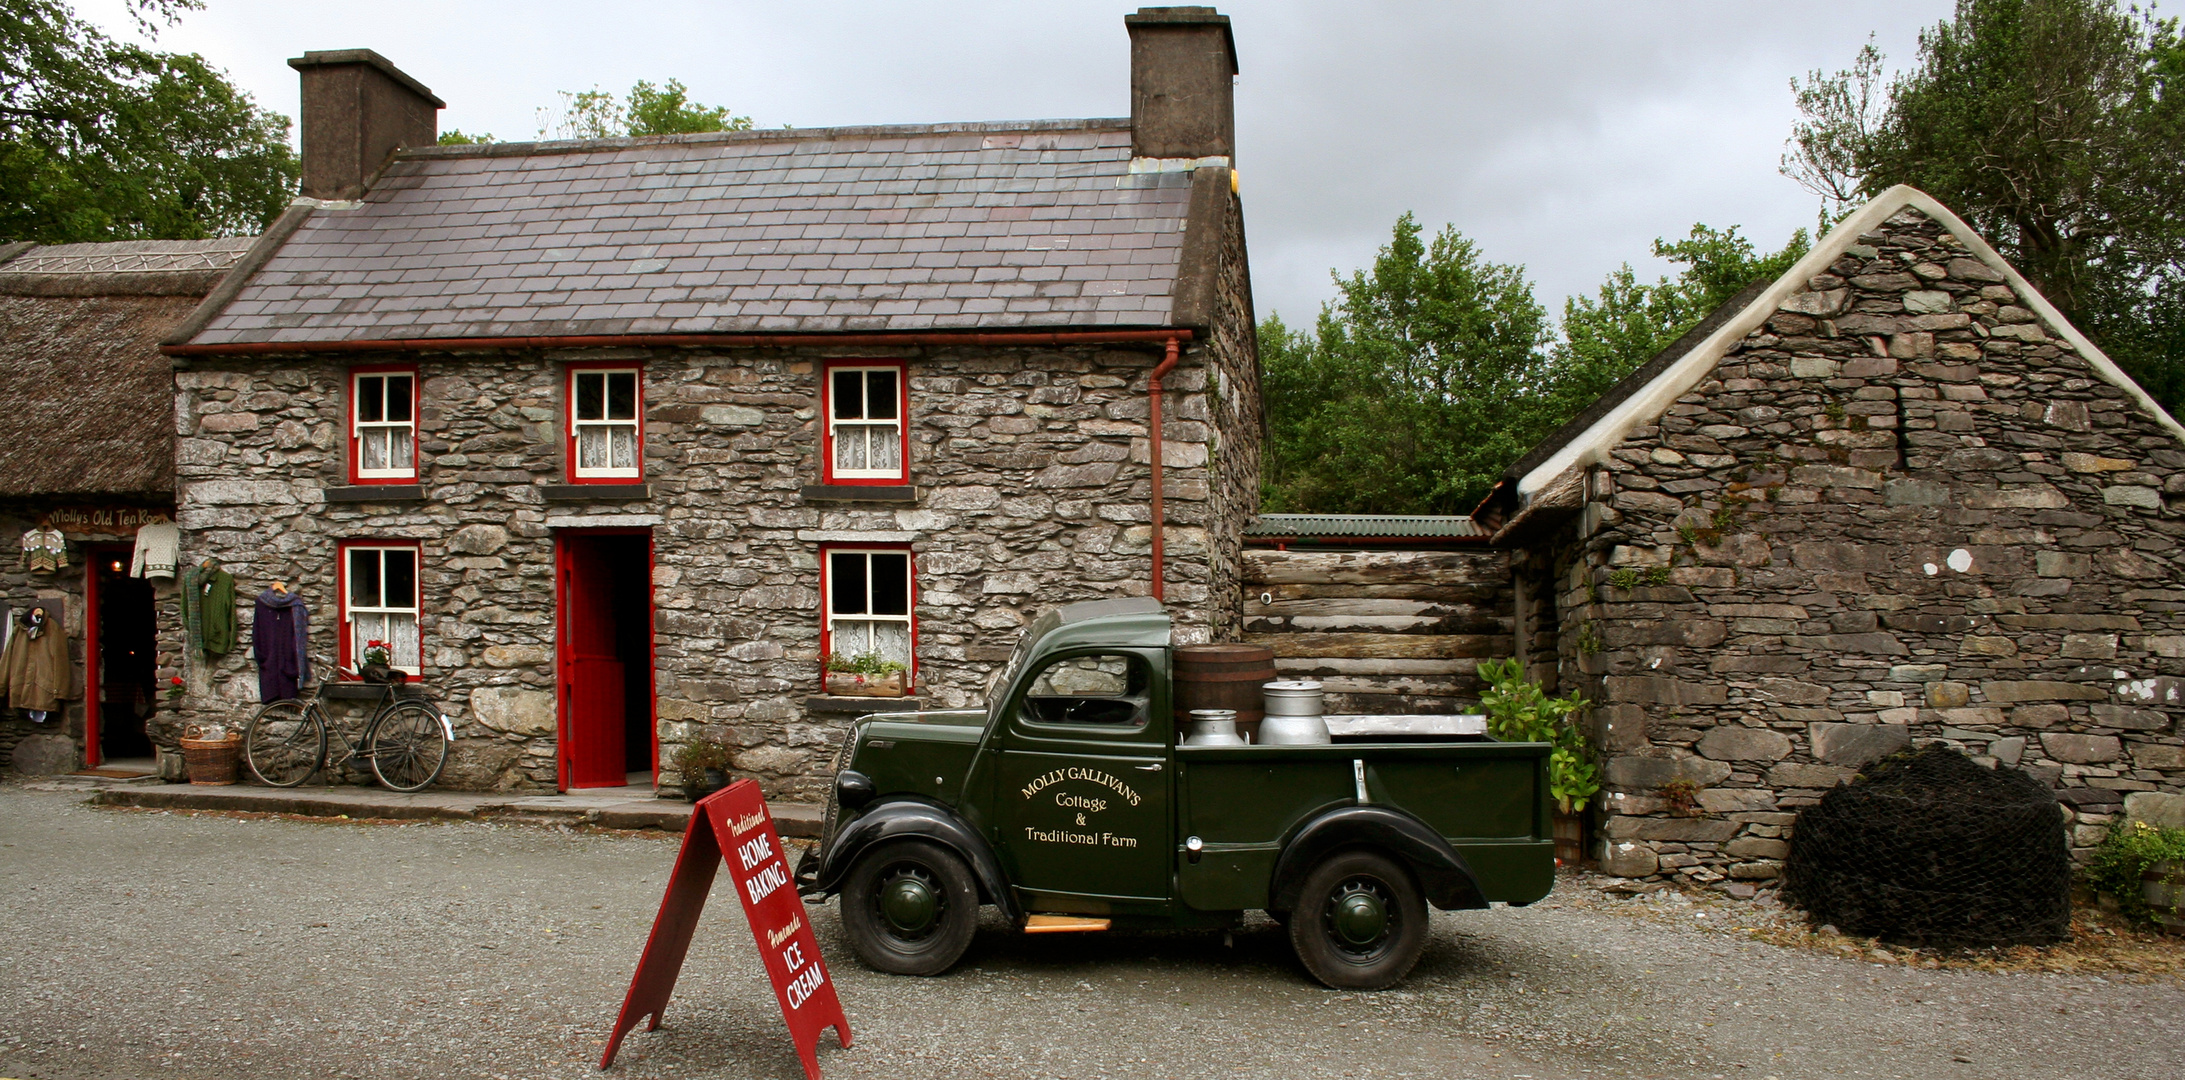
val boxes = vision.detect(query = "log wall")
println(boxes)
[1239,548,1516,715]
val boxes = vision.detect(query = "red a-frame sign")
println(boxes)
[601,780,852,1077]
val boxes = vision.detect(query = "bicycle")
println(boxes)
[242,666,452,792]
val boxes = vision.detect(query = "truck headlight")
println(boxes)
[835,769,877,810]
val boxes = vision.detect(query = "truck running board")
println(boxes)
[1023,915,1112,933]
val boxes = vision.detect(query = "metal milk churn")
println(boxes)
[1181,708,1247,747]
[1258,680,1331,745]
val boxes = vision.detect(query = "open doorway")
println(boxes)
[85,544,155,769]
[556,531,655,789]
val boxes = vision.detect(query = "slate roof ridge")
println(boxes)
[1245,513,1484,539]
[1504,184,2185,508]
[401,117,1136,162]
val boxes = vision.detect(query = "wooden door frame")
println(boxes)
[554,527,658,792]
[79,541,137,769]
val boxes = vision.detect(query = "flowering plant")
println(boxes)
[165,675,185,703]
[361,639,393,667]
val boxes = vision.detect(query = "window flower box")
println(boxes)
[825,669,906,698]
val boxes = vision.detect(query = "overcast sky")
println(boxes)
[81,0,1955,326]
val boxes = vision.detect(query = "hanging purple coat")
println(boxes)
[252,589,311,703]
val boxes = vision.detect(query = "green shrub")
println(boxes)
[671,736,737,788]
[2083,819,2185,925]
[1478,657,1598,814]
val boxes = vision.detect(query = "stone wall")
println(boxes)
[169,340,1247,799]
[1542,207,2185,888]
[1202,191,1263,643]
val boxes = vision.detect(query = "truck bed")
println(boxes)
[1172,737,1554,909]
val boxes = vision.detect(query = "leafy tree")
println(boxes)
[1262,219,1810,515]
[1784,0,2185,414]
[1261,213,1555,514]
[0,0,298,242]
[438,129,494,146]
[536,79,752,140]
[1555,224,1811,413]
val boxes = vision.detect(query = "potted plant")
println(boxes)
[1479,658,1598,865]
[672,736,738,802]
[358,638,400,684]
[824,651,908,697]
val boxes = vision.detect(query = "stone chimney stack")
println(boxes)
[1125,6,1238,162]
[288,49,444,201]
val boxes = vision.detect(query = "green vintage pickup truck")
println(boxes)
[796,597,1555,989]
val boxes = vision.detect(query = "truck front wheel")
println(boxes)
[1288,850,1427,989]
[840,839,979,976]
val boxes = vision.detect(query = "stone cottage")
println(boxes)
[0,238,252,776]
[1475,185,2185,887]
[158,9,1263,798]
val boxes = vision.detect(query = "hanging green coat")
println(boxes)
[186,566,237,657]
[3,606,72,712]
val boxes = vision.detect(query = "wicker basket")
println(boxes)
[180,733,242,786]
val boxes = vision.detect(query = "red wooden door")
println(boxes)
[561,536,626,787]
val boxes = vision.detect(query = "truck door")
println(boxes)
[990,649,1172,907]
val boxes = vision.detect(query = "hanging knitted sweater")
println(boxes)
[251,589,311,703]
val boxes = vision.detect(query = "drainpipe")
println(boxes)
[1148,336,1182,602]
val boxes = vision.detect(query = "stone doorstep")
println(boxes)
[82,783,822,837]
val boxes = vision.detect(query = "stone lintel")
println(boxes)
[541,483,651,501]
[799,485,918,504]
[545,513,661,529]
[804,696,925,715]
[324,484,426,503]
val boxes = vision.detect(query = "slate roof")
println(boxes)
[182,120,1202,346]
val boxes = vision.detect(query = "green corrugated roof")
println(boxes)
[1243,514,1484,538]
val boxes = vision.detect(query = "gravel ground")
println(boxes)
[1,782,2179,1080]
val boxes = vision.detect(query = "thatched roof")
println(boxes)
[0,239,251,498]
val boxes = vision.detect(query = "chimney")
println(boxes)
[288,49,444,201]
[1125,6,1238,162]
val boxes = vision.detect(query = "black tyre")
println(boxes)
[366,701,449,793]
[1288,849,1428,990]
[839,839,979,976]
[243,700,324,787]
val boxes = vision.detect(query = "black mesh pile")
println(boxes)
[1782,744,2071,948]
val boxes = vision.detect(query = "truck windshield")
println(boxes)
[984,627,1037,721]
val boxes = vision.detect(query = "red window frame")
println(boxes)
[347,364,419,485]
[820,360,910,486]
[336,538,423,680]
[818,543,917,692]
[564,361,645,484]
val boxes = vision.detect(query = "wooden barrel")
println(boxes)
[1174,644,1276,743]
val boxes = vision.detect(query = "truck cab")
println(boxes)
[799,597,1555,988]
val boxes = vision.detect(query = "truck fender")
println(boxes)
[1268,805,1489,913]
[811,797,1022,924]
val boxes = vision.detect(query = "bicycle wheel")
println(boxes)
[366,701,449,792]
[244,700,324,787]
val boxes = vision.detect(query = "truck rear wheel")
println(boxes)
[840,839,979,976]
[1288,849,1427,989]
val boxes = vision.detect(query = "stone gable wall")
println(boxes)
[1549,207,2185,888]
[1203,193,1263,641]
[167,341,1240,798]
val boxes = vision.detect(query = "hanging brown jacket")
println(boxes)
[2,605,72,712]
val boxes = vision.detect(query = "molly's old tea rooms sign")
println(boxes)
[45,507,170,535]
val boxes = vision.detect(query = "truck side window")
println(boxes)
[1019,653,1148,728]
